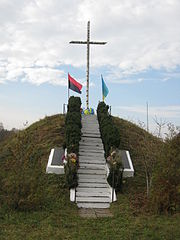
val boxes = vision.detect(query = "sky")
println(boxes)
[0,0,180,136]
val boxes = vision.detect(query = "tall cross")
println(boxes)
[69,21,107,109]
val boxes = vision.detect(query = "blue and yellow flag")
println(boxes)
[101,75,109,101]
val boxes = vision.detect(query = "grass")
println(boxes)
[1,183,180,240]
[0,114,180,239]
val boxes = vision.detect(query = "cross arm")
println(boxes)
[89,41,107,45]
[69,41,107,45]
[69,41,87,44]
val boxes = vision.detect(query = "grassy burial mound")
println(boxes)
[0,113,180,239]
[0,114,66,211]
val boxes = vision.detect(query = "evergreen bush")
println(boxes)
[65,96,81,188]
[97,102,120,157]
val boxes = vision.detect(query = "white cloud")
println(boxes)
[0,0,180,85]
[115,105,180,119]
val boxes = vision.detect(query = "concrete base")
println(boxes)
[46,148,65,174]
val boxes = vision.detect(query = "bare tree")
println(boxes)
[153,116,167,138]
[165,122,180,140]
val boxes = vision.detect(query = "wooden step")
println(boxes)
[79,161,105,166]
[79,149,104,154]
[79,163,105,170]
[78,169,105,175]
[79,155,105,160]
[76,191,110,197]
[81,137,102,143]
[82,133,101,138]
[79,152,104,157]
[78,174,106,180]
[76,197,110,203]
[78,178,107,183]
[80,143,103,148]
[76,187,110,192]
[80,144,104,149]
[78,182,108,188]
[77,202,110,208]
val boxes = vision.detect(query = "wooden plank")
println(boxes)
[79,142,104,147]
[76,187,110,192]
[78,178,107,183]
[79,156,105,161]
[81,137,102,142]
[78,169,105,175]
[79,148,104,153]
[82,133,101,137]
[76,197,110,203]
[79,152,104,157]
[80,142,103,146]
[80,143,103,149]
[79,161,105,166]
[78,174,106,180]
[79,163,105,170]
[78,183,108,188]
[76,191,110,197]
[77,203,110,209]
[79,155,105,160]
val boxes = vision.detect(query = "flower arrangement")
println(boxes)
[107,148,124,192]
[68,153,77,164]
[64,152,78,189]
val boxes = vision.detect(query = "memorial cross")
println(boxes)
[70,21,107,109]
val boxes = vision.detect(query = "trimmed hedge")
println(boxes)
[65,96,82,154]
[97,102,123,192]
[97,102,120,157]
[65,96,81,188]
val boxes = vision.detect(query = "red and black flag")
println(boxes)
[68,73,82,94]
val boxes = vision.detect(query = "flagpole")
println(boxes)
[68,73,70,103]
[101,75,104,102]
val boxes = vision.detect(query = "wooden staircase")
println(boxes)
[76,115,111,208]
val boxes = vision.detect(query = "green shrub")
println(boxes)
[65,96,81,188]
[65,112,81,129]
[97,102,120,157]
[68,96,81,113]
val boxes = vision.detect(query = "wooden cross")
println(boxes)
[69,21,107,109]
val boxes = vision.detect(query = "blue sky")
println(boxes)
[0,0,180,136]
